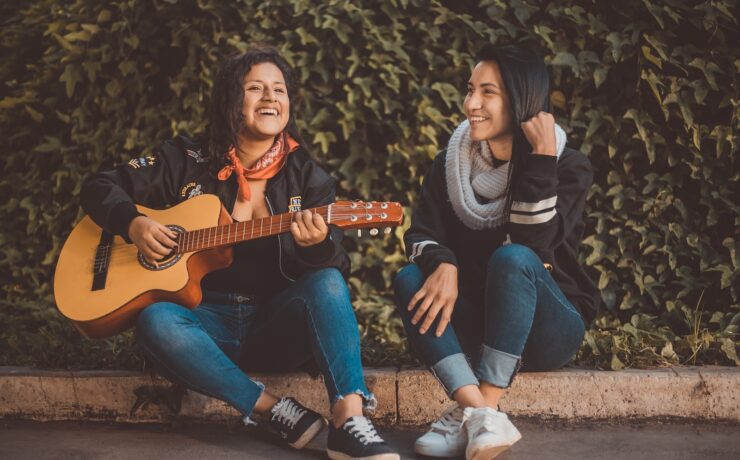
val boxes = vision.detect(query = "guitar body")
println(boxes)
[54,195,403,339]
[54,194,233,338]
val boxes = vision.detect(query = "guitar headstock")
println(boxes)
[329,201,404,234]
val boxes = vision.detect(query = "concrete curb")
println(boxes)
[1,366,737,426]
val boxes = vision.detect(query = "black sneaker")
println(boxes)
[327,416,400,460]
[268,396,327,449]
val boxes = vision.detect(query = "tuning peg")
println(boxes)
[384,227,392,234]
[357,229,362,237]
[370,228,379,236]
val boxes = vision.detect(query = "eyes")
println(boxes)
[466,86,498,96]
[246,85,287,94]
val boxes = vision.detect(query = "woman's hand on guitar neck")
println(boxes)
[290,209,329,247]
[128,215,178,265]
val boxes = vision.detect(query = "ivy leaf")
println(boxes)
[59,64,82,99]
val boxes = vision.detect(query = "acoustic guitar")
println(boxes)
[54,194,403,338]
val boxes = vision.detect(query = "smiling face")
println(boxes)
[240,62,290,142]
[463,60,513,144]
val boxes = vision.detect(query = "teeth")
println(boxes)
[258,108,278,115]
[469,116,488,123]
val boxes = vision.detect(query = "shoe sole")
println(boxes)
[414,443,465,458]
[326,449,400,460]
[468,435,521,460]
[289,417,327,449]
[469,445,510,460]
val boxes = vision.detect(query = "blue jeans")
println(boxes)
[393,244,585,395]
[135,268,374,417]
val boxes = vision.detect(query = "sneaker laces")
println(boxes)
[346,417,384,445]
[464,408,501,438]
[430,405,464,435]
[271,398,306,429]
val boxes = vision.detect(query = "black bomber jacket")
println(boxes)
[80,135,350,288]
[404,148,601,321]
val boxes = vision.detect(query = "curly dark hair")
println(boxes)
[203,46,305,175]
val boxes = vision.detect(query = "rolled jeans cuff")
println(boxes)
[475,345,521,388]
[430,353,479,397]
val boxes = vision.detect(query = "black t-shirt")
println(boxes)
[201,235,288,298]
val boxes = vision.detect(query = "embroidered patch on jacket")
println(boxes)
[288,196,302,213]
[128,156,156,169]
[185,149,207,163]
[180,182,203,199]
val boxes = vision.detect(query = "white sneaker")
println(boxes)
[414,404,466,458]
[462,407,521,460]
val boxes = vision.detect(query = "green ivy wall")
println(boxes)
[1,0,737,370]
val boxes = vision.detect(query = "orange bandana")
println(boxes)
[217,132,299,201]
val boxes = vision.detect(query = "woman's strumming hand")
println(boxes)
[408,262,459,337]
[128,215,178,265]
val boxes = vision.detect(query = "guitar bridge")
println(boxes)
[92,230,113,291]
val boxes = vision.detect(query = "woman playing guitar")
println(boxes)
[79,46,399,460]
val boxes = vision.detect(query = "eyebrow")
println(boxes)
[244,80,286,85]
[468,82,500,90]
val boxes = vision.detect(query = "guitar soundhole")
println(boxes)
[138,225,186,271]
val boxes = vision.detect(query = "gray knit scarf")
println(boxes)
[445,120,567,230]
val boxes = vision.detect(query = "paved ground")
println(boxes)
[1,419,738,459]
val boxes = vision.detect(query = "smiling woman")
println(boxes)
[464,61,514,160]
[239,63,291,154]
[393,44,598,460]
[78,46,400,460]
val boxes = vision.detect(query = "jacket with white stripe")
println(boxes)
[404,147,600,320]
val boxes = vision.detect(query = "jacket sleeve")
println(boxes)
[403,153,458,277]
[292,175,351,278]
[79,140,188,242]
[507,150,593,253]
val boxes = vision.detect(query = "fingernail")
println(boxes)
[419,329,426,334]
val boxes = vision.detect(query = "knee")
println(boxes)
[393,265,424,299]
[301,268,350,304]
[136,302,191,344]
[393,264,426,314]
[487,244,540,277]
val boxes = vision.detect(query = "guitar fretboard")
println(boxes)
[175,205,330,254]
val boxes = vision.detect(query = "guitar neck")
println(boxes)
[174,205,330,254]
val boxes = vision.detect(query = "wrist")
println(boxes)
[438,262,458,273]
[532,145,556,156]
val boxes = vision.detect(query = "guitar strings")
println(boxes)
[91,210,397,268]
[95,214,391,264]
[99,209,392,254]
[99,211,391,257]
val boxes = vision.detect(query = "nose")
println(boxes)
[465,91,481,113]
[262,87,276,102]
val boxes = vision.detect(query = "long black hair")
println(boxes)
[475,44,551,219]
[203,46,306,175]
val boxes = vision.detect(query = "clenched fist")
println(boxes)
[521,111,556,156]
